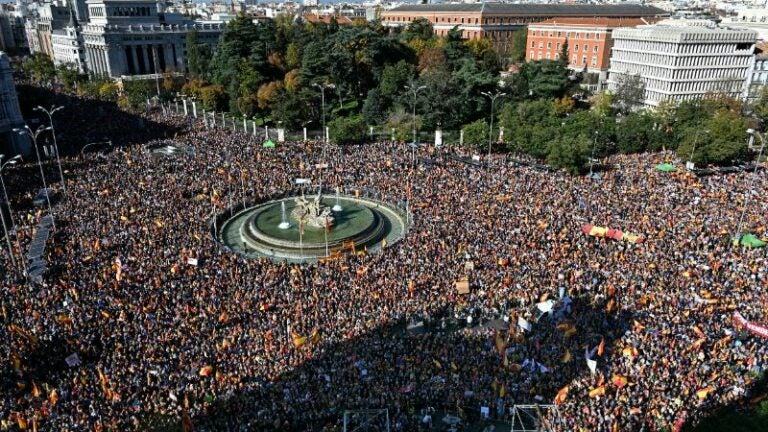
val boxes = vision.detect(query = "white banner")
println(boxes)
[518,316,532,332]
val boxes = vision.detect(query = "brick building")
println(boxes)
[526,17,659,82]
[380,4,666,53]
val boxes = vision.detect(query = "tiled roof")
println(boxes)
[387,4,667,17]
[530,17,662,28]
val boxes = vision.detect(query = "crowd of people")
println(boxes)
[1,103,767,432]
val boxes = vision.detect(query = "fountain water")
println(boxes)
[278,201,291,229]
[332,187,343,212]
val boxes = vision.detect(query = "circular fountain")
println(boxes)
[216,192,409,262]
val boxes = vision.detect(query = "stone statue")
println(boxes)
[292,193,334,228]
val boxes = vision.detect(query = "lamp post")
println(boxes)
[312,82,335,144]
[735,129,766,245]
[688,129,709,170]
[33,105,65,194]
[0,154,20,269]
[480,91,506,161]
[13,125,55,229]
[405,82,427,152]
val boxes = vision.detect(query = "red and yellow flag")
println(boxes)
[597,338,605,357]
[612,375,628,388]
[696,387,715,400]
[554,386,569,404]
[198,366,213,377]
[588,386,606,398]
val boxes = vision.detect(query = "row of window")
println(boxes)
[614,40,751,55]
[529,50,599,67]
[532,40,599,53]
[612,61,749,81]
[383,15,547,25]
[612,51,751,67]
[531,29,602,40]
[89,7,105,17]
[111,6,152,17]
[611,73,743,94]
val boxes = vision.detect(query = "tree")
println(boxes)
[522,60,570,99]
[200,84,227,111]
[362,88,385,125]
[752,85,768,125]
[559,39,569,66]
[462,119,488,147]
[401,18,434,43]
[613,74,646,114]
[329,115,367,144]
[57,63,81,92]
[185,29,208,79]
[98,82,119,101]
[547,134,590,174]
[22,53,56,84]
[676,109,749,166]
[509,29,528,64]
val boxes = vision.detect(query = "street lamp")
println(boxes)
[480,91,506,161]
[312,82,335,144]
[734,128,766,245]
[404,82,427,151]
[0,154,21,270]
[33,105,65,194]
[13,125,55,229]
[687,129,709,170]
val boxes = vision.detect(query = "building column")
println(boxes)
[151,44,160,74]
[105,45,113,77]
[164,43,174,72]
[131,45,141,74]
[141,45,151,74]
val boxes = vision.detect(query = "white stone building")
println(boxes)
[51,10,86,72]
[607,20,758,107]
[81,0,223,78]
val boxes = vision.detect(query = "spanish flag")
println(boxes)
[198,366,213,377]
[494,330,506,354]
[622,346,639,358]
[309,328,321,345]
[597,338,605,357]
[291,332,307,348]
[499,383,507,398]
[696,387,715,400]
[612,375,628,388]
[17,417,27,430]
[554,386,569,404]
[588,386,606,398]
[31,381,41,398]
[48,388,59,406]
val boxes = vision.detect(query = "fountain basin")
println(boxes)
[216,195,408,262]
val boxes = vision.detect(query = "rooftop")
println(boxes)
[530,17,662,28]
[386,3,667,17]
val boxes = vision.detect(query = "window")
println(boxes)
[530,50,534,58]
[557,31,561,37]
[547,42,551,49]
[546,52,550,59]
[591,56,597,66]
[532,30,536,36]
[576,32,580,38]
[594,46,598,53]
[582,55,587,65]
[556,42,560,50]
[531,41,535,48]
[574,44,579,51]
[584,45,589,51]
[538,41,543,49]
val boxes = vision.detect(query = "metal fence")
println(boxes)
[160,100,475,146]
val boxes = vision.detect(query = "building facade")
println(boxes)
[380,4,666,53]
[51,13,86,72]
[607,20,757,107]
[0,51,31,156]
[0,2,29,53]
[82,0,223,77]
[526,18,657,77]
[746,42,768,101]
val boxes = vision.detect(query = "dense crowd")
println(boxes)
[1,106,767,432]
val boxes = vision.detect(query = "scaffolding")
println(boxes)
[510,404,563,432]
[342,409,390,432]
